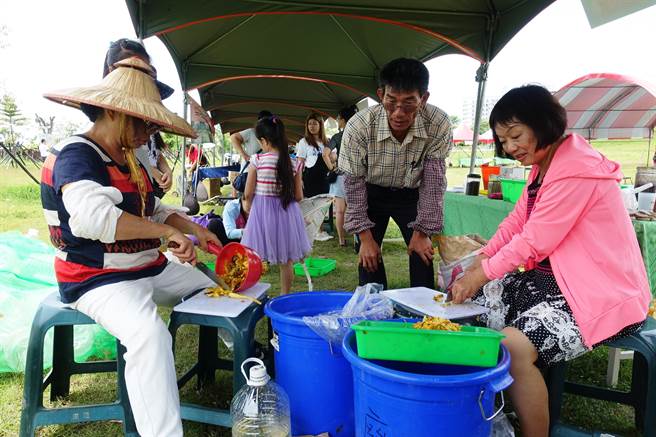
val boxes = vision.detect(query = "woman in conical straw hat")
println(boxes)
[41,56,220,437]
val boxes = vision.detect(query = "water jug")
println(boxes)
[231,358,291,437]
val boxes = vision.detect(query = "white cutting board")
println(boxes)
[382,287,489,320]
[173,282,270,318]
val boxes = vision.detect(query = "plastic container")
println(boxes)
[264,292,354,436]
[500,178,527,203]
[480,164,500,190]
[351,320,505,367]
[231,358,291,437]
[342,331,513,437]
[293,258,336,277]
[465,173,481,196]
[210,242,263,292]
[638,192,656,211]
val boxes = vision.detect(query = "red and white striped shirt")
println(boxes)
[250,152,301,197]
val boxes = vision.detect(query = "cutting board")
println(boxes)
[173,282,270,318]
[382,287,489,320]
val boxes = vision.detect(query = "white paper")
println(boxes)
[173,282,270,318]
[382,287,489,320]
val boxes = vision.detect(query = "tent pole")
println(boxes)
[648,128,653,166]
[468,62,489,174]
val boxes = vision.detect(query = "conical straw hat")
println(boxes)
[44,57,196,138]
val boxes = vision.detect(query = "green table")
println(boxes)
[633,220,656,295]
[443,192,656,295]
[442,192,514,240]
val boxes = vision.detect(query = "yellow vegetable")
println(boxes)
[413,316,461,331]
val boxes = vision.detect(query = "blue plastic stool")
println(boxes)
[168,295,268,428]
[19,293,137,437]
[546,317,656,436]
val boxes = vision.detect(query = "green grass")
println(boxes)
[0,138,651,436]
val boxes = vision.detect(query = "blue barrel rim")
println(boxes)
[264,291,353,327]
[342,330,510,388]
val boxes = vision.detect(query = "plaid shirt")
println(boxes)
[339,103,452,236]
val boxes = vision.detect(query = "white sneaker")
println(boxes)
[314,231,334,242]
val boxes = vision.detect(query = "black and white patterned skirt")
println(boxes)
[471,269,644,368]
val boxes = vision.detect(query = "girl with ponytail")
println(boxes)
[241,116,311,294]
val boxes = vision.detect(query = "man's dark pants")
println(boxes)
[357,184,435,289]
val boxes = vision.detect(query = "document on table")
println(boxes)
[173,282,270,318]
[382,287,489,320]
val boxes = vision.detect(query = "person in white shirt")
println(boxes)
[39,139,49,159]
[296,112,330,198]
[230,110,273,168]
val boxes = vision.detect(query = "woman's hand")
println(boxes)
[164,226,197,265]
[191,224,221,252]
[450,264,490,304]
[158,168,173,191]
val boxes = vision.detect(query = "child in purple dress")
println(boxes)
[242,116,311,294]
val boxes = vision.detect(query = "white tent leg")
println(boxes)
[468,62,489,174]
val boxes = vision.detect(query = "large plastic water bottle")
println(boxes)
[231,358,291,437]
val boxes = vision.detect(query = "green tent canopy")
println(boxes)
[126,0,554,139]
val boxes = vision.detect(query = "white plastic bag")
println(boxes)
[437,251,479,291]
[491,412,515,437]
[302,283,394,350]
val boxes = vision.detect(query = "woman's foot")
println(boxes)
[339,240,347,247]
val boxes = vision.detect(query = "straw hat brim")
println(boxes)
[43,57,196,138]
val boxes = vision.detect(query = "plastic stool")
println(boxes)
[19,292,136,437]
[168,295,269,428]
[546,317,656,436]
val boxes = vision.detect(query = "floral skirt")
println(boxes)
[471,269,644,368]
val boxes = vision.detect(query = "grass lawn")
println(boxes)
[0,138,651,436]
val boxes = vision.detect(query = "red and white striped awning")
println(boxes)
[554,73,656,140]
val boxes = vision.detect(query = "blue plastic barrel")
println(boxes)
[342,330,513,436]
[265,292,354,436]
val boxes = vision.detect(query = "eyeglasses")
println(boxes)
[382,97,421,114]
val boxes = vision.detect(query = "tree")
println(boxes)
[449,115,460,127]
[478,120,490,135]
[35,114,56,136]
[0,94,26,146]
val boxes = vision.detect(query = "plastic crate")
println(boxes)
[351,320,505,367]
[293,258,336,277]
[500,178,527,204]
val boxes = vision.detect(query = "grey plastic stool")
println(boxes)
[19,292,137,436]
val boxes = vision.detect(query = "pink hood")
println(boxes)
[481,134,650,346]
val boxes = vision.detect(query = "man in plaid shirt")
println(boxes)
[338,58,452,288]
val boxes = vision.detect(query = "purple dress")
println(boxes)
[241,152,311,264]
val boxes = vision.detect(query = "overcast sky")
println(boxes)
[1,0,655,140]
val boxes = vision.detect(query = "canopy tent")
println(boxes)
[125,0,556,197]
[479,129,495,144]
[554,73,656,164]
[554,73,656,141]
[126,1,554,130]
[452,124,474,143]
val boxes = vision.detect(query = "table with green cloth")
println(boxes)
[442,191,656,296]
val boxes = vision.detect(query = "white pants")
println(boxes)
[70,261,214,437]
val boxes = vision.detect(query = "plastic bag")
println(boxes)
[491,412,515,437]
[0,232,116,373]
[437,251,479,291]
[303,283,394,350]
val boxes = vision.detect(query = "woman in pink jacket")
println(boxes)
[451,85,650,437]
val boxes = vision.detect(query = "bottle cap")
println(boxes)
[248,363,270,387]
[241,357,270,387]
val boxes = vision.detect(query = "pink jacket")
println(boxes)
[481,134,650,347]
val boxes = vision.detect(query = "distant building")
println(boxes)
[461,96,499,127]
